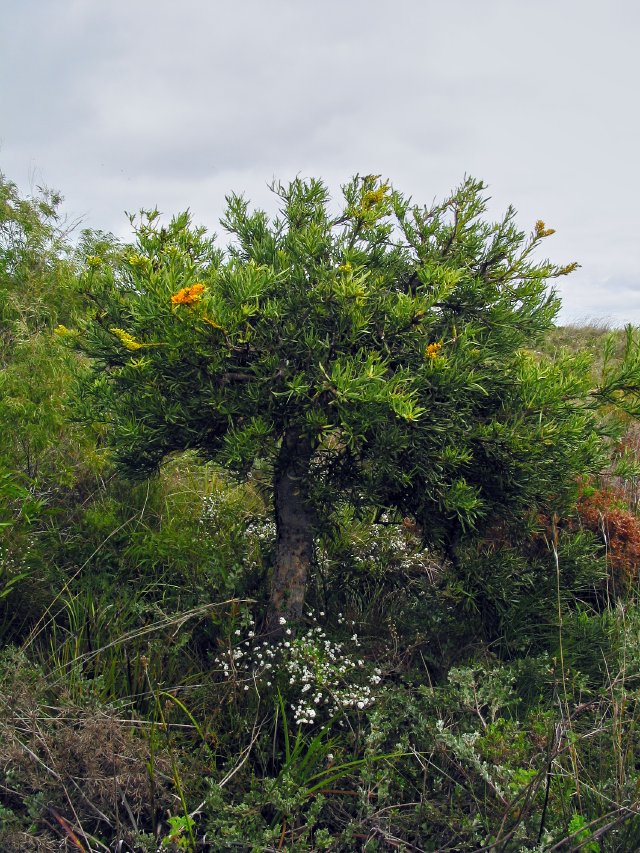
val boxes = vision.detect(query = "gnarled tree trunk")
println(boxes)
[264,427,314,633]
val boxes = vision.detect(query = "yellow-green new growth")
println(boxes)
[53,324,77,338]
[535,219,556,239]
[362,184,390,210]
[110,328,144,351]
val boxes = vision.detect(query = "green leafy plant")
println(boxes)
[67,175,640,631]
[567,812,600,852]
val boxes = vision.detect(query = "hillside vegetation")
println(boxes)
[3,173,640,851]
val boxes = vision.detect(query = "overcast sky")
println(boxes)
[2,0,638,324]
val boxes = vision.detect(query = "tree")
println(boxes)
[0,173,96,626]
[0,173,90,493]
[68,176,640,631]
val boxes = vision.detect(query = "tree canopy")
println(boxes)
[67,175,640,627]
[0,174,91,502]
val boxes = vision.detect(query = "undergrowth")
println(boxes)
[3,459,640,851]
[3,170,640,850]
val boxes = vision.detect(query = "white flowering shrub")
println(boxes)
[214,611,384,726]
[0,542,31,596]
[0,537,38,643]
[347,518,436,578]
[243,516,276,569]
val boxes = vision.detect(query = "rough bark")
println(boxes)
[264,427,314,633]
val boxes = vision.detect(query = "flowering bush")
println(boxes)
[215,611,383,726]
[171,282,206,306]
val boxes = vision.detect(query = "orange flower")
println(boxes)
[171,283,206,306]
[426,342,442,359]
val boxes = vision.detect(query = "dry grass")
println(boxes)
[0,649,175,851]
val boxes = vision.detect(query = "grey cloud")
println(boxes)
[1,0,638,325]
[558,275,640,327]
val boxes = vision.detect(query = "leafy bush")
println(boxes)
[5,170,640,850]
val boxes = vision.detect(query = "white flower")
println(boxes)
[279,617,287,625]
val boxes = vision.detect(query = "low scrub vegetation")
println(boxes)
[3,172,640,851]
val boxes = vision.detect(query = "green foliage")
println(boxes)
[0,173,92,486]
[69,175,630,558]
[5,168,640,850]
[0,175,74,349]
[444,528,610,657]
[0,175,107,647]
[568,812,600,852]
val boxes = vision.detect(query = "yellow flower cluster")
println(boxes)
[171,283,206,306]
[53,324,77,338]
[535,220,556,238]
[362,184,390,210]
[338,262,353,273]
[426,342,442,360]
[86,255,102,267]
[128,254,150,267]
[110,327,144,351]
